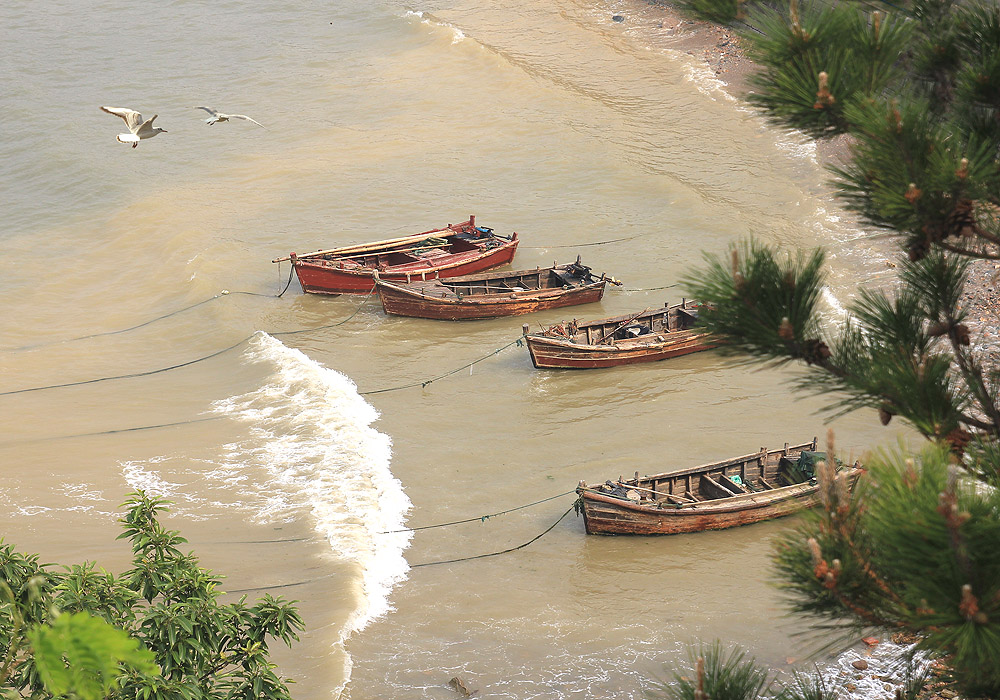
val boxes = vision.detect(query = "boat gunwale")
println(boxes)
[375,269,607,306]
[293,234,519,277]
[523,327,710,352]
[577,482,817,514]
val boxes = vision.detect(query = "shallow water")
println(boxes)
[1,0,909,697]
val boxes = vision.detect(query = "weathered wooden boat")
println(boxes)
[374,258,620,320]
[272,216,519,295]
[576,439,864,535]
[521,299,715,369]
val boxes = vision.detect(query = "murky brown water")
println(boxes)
[1,0,909,697]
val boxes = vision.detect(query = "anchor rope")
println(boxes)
[359,336,523,395]
[226,502,578,591]
[0,416,225,448]
[520,235,638,249]
[3,289,279,353]
[275,260,296,298]
[377,489,576,533]
[618,283,682,292]
[0,289,377,396]
[410,504,575,568]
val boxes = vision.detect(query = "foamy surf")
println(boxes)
[403,9,466,43]
[211,332,412,635]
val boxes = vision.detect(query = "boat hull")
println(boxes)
[282,217,519,295]
[575,439,863,535]
[525,329,714,368]
[577,484,821,535]
[377,279,607,320]
[293,237,518,294]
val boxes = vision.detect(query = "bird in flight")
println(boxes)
[193,106,266,128]
[100,106,167,148]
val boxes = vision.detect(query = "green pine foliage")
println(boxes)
[647,642,773,700]
[667,0,1000,696]
[0,491,305,700]
[773,444,1000,697]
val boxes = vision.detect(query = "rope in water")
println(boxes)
[0,416,226,448]
[520,235,639,249]
[2,286,290,353]
[618,283,681,292]
[378,489,576,533]
[0,288,377,397]
[226,501,579,591]
[410,504,576,568]
[359,336,523,396]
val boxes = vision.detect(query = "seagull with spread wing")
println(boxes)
[100,106,167,148]
[194,106,266,128]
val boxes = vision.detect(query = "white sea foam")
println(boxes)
[211,332,412,635]
[818,641,933,700]
[403,8,465,44]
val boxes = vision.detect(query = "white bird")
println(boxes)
[100,106,167,148]
[193,106,266,128]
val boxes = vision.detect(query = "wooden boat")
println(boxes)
[576,439,864,535]
[522,299,715,369]
[373,258,620,320]
[272,216,519,294]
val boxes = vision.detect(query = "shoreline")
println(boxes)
[631,4,986,699]
[639,0,997,362]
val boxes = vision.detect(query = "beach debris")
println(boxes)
[448,677,477,697]
[612,15,624,22]
[861,636,880,646]
[851,659,869,671]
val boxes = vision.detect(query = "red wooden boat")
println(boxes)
[522,300,715,369]
[272,216,519,294]
[577,439,864,535]
[374,258,619,320]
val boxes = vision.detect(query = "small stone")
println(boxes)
[612,15,624,22]
[851,659,869,671]
[861,636,879,646]
[846,683,856,692]
[940,690,958,699]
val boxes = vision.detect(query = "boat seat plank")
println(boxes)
[719,474,749,494]
[758,477,776,490]
[699,475,735,500]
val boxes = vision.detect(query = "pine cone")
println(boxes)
[802,338,831,365]
[945,427,972,456]
[879,406,894,426]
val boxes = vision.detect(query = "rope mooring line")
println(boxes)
[227,502,578,591]
[271,286,376,337]
[359,336,523,396]
[0,292,377,397]
[275,261,296,298]
[520,234,639,249]
[378,489,576,534]
[0,416,227,448]
[0,338,253,397]
[619,283,681,293]
[2,289,279,353]
[410,504,576,568]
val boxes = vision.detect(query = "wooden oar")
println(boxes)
[272,231,455,263]
[328,242,452,260]
[595,308,651,345]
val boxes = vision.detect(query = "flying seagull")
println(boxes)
[193,106,266,128]
[100,106,167,148]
